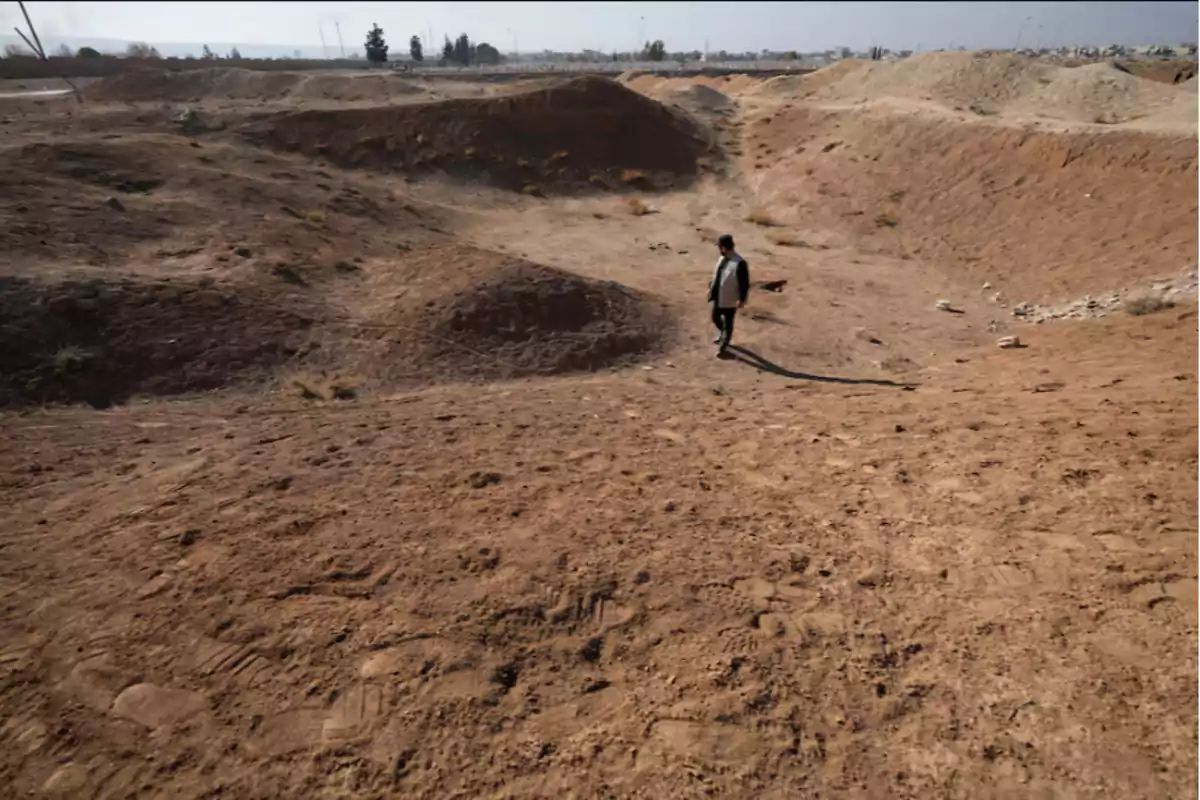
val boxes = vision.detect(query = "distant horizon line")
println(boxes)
[1,32,1194,56]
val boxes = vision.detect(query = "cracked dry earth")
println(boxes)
[1,309,1196,799]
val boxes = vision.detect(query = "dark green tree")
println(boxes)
[453,33,471,65]
[442,36,454,61]
[643,40,666,61]
[409,35,423,62]
[364,23,388,63]
[475,42,501,65]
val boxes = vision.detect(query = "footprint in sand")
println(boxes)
[111,683,208,729]
[645,719,769,765]
[359,635,452,680]
[321,683,386,745]
[0,639,35,679]
[192,637,274,687]
[546,591,639,634]
[565,448,608,473]
[1,716,48,756]
[247,682,388,757]
[39,755,147,797]
[699,576,842,651]
[61,652,130,713]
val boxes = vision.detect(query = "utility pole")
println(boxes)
[335,20,346,57]
[1014,15,1032,51]
[318,24,328,59]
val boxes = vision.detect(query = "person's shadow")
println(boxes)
[725,345,914,388]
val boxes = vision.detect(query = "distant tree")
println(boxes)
[453,33,471,65]
[364,23,388,63]
[642,39,666,61]
[76,46,102,58]
[410,34,423,62]
[475,41,501,65]
[202,44,215,59]
[52,44,72,58]
[3,43,32,57]
[783,50,798,61]
[442,35,454,61]
[125,42,159,58]
[229,47,242,60]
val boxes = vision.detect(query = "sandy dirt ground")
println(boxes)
[0,54,1196,799]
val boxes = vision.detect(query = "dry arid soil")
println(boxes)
[0,53,1196,799]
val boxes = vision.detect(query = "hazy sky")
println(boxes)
[3,1,1196,53]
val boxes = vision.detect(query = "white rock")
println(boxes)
[935,299,952,311]
[997,336,1022,349]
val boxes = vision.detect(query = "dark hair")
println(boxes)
[717,234,734,250]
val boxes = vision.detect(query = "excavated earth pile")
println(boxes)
[366,245,673,383]
[0,276,320,408]
[241,76,713,193]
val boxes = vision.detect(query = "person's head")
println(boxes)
[717,234,734,256]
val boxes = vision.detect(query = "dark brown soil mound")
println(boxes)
[86,67,301,103]
[1115,59,1197,85]
[84,67,429,105]
[241,76,712,193]
[0,276,319,408]
[370,245,672,382]
[0,136,430,268]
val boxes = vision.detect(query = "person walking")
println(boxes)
[707,233,750,357]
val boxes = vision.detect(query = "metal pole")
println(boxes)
[14,3,82,103]
[1014,16,1032,51]
[18,1,45,57]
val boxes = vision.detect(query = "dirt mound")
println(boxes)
[801,52,1052,109]
[0,275,319,408]
[749,54,1196,133]
[370,246,672,382]
[0,134,434,272]
[747,104,1198,300]
[1010,61,1195,125]
[669,84,733,112]
[1116,59,1197,85]
[288,73,426,103]
[86,67,303,103]
[242,76,711,193]
[84,67,428,105]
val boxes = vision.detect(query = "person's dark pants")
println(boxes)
[712,304,736,351]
